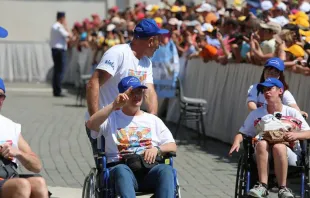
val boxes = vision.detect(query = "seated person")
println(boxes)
[229,77,310,198]
[87,76,177,197]
[0,78,49,198]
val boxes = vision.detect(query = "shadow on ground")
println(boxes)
[165,121,240,165]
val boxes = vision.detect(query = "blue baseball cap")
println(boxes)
[264,57,285,71]
[0,27,8,38]
[134,18,169,38]
[118,76,148,93]
[257,78,284,92]
[0,78,5,93]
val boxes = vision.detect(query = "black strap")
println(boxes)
[106,161,123,168]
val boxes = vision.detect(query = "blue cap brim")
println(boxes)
[257,82,282,92]
[0,27,8,38]
[132,85,148,90]
[157,29,169,35]
[265,65,283,71]
[259,82,275,88]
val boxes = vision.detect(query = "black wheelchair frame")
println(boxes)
[82,136,181,198]
[235,135,310,198]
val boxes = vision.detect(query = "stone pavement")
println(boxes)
[1,83,303,198]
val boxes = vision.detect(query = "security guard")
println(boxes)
[50,12,71,97]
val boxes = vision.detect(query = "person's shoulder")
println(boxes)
[142,112,162,122]
[283,105,299,115]
[251,106,266,116]
[283,89,292,95]
[109,44,129,51]
[249,83,258,89]
[140,56,152,67]
[102,45,129,62]
[0,114,19,125]
[247,83,258,94]
[52,22,60,29]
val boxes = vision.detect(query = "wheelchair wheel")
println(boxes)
[235,155,247,198]
[175,178,181,198]
[82,168,97,198]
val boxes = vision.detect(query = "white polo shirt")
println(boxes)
[50,22,69,50]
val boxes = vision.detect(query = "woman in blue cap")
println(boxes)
[246,57,308,118]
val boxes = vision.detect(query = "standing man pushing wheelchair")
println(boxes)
[87,76,177,197]
[229,77,310,198]
[85,18,168,153]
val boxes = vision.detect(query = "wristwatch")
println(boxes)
[155,146,162,156]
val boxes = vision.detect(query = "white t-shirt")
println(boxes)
[269,16,289,27]
[50,22,69,50]
[240,105,310,137]
[260,38,276,54]
[99,110,175,163]
[300,1,310,13]
[85,44,154,139]
[247,84,296,107]
[0,115,21,163]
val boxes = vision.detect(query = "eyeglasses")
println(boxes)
[0,94,6,101]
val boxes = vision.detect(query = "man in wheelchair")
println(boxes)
[229,77,310,198]
[86,76,177,197]
[0,78,49,198]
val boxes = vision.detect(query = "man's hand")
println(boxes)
[144,147,158,164]
[301,111,309,119]
[112,87,132,110]
[229,142,240,156]
[284,132,300,142]
[0,143,20,159]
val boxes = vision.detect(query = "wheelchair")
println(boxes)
[235,135,310,198]
[82,136,181,198]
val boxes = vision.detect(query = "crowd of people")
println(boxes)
[62,0,310,78]
[2,0,310,197]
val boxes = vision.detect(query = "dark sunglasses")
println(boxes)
[0,94,6,100]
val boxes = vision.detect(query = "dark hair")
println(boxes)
[259,68,289,91]
[224,19,239,29]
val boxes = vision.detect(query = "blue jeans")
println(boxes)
[110,164,175,198]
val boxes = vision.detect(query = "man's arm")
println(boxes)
[17,134,42,173]
[248,101,257,111]
[144,83,158,115]
[86,103,114,132]
[87,88,132,132]
[86,70,112,116]
[159,142,177,153]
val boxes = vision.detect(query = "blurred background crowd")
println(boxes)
[62,0,310,78]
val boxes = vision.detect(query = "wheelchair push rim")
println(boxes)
[82,168,97,198]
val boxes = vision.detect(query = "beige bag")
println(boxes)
[262,130,289,145]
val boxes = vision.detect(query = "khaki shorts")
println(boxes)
[253,144,299,166]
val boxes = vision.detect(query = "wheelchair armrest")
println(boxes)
[94,152,106,158]
[163,152,176,157]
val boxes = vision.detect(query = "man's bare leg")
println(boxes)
[272,144,288,186]
[256,140,269,184]
[27,177,49,198]
[1,178,31,198]
[248,140,270,197]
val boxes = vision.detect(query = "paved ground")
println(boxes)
[1,83,304,198]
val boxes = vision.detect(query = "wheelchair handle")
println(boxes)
[164,152,177,157]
